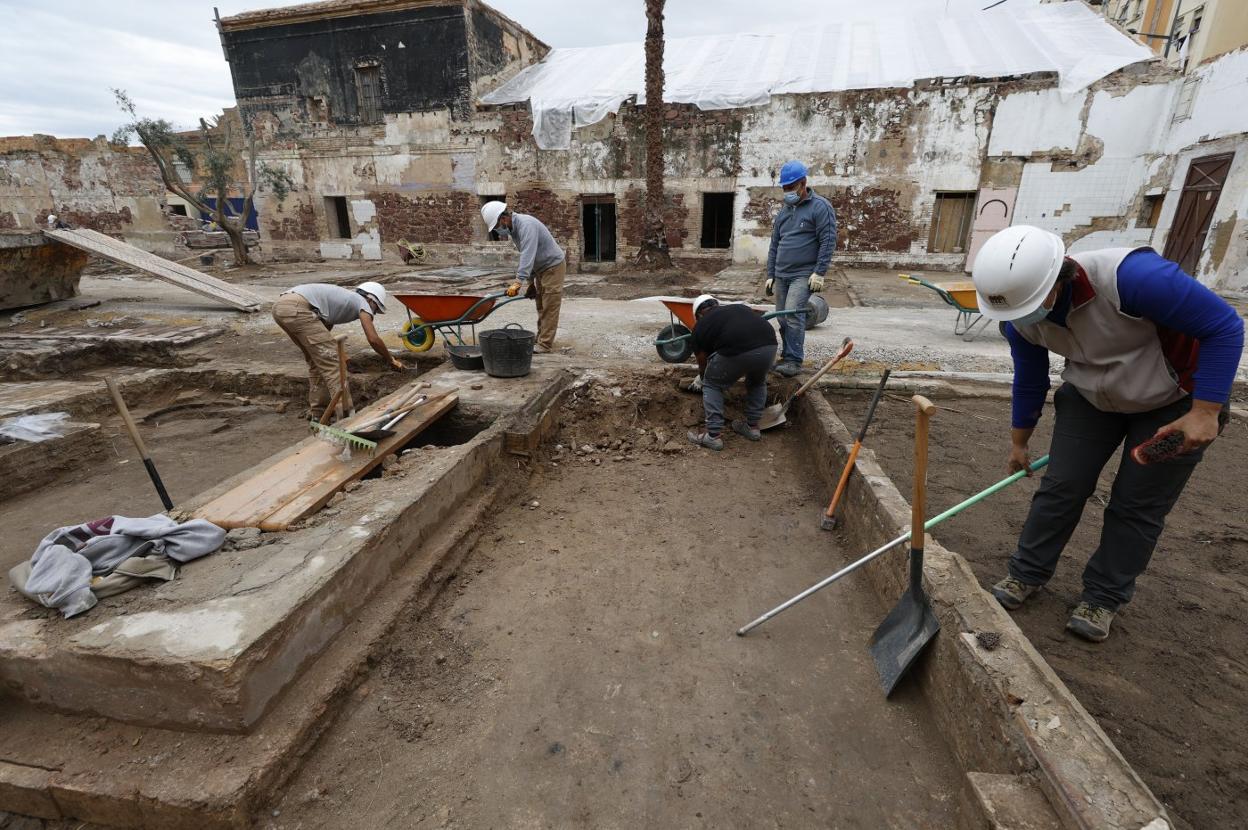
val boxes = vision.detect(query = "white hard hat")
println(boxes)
[692,294,718,317]
[46,214,57,226]
[481,200,507,232]
[971,225,1065,322]
[356,281,388,314]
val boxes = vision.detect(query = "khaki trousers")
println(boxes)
[533,260,565,351]
[272,293,351,413]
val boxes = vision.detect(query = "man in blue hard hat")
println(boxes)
[765,160,837,377]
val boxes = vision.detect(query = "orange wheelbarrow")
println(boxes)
[899,274,991,341]
[391,291,526,352]
[641,296,823,363]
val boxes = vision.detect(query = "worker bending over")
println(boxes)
[481,201,566,353]
[972,226,1243,642]
[765,160,837,377]
[273,281,401,419]
[687,295,779,451]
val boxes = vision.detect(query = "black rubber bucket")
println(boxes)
[480,323,535,378]
[445,343,484,371]
[803,294,830,330]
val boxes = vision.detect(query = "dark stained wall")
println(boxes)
[221,5,473,128]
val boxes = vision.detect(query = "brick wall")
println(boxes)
[619,186,689,250]
[369,191,478,245]
[267,200,319,241]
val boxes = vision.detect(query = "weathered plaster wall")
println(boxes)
[0,136,183,255]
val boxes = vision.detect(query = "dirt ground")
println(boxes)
[263,380,963,828]
[832,389,1248,830]
[0,388,309,568]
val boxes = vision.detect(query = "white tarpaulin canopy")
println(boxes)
[481,3,1155,150]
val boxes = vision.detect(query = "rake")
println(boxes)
[309,420,379,455]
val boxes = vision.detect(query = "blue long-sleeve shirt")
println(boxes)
[766,189,837,279]
[1006,249,1244,428]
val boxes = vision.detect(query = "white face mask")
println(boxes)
[1012,305,1050,327]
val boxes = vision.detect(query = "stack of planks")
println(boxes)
[194,384,457,530]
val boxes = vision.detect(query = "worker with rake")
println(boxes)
[686,294,778,451]
[481,200,566,353]
[972,226,1243,642]
[273,281,403,419]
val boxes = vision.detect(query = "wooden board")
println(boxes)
[193,387,457,530]
[43,228,263,312]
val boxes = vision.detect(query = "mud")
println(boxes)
[262,378,964,828]
[835,390,1248,830]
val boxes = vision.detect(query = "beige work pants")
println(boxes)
[533,260,565,351]
[272,293,351,413]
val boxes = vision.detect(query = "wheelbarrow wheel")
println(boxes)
[400,318,436,352]
[655,324,693,363]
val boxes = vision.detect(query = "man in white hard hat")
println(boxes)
[272,281,402,418]
[685,294,779,451]
[481,200,566,353]
[972,225,1243,642]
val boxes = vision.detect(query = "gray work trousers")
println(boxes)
[1010,383,1216,611]
[702,345,777,435]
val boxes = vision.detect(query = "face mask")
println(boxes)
[1012,305,1050,327]
[495,227,510,239]
[783,191,800,206]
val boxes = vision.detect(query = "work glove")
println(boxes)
[764,278,775,296]
[808,273,825,292]
[525,280,537,299]
[505,282,521,298]
[686,375,703,393]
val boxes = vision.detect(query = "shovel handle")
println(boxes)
[792,337,853,399]
[912,395,936,547]
[105,378,174,511]
[334,334,350,419]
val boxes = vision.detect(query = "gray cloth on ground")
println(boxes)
[9,515,226,618]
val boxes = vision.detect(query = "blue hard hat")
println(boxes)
[778,160,808,187]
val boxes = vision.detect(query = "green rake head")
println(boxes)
[308,420,379,455]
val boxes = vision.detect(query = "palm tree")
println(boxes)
[635,0,672,269]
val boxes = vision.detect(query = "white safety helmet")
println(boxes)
[356,281,388,314]
[971,225,1066,322]
[481,200,508,232]
[692,294,718,318]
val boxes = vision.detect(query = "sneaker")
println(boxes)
[1066,602,1115,642]
[533,344,552,354]
[687,431,724,451]
[731,419,761,441]
[773,361,801,378]
[990,576,1040,610]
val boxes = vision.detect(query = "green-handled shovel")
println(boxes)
[868,395,939,696]
[736,452,1050,637]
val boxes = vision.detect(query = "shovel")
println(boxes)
[757,337,853,431]
[869,395,940,697]
[352,395,427,442]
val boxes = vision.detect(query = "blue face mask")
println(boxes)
[495,227,510,239]
[1013,305,1051,327]
[783,191,801,206]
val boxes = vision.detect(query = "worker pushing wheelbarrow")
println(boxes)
[640,294,829,363]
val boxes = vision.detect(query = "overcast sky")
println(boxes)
[0,0,1028,138]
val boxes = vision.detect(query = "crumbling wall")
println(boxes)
[0,136,182,255]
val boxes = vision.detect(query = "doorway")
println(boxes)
[1164,153,1233,275]
[582,196,616,263]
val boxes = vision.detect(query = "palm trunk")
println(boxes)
[635,0,672,270]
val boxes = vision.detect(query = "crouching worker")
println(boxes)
[273,281,403,419]
[686,295,779,451]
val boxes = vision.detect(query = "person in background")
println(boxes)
[686,294,779,451]
[971,225,1243,642]
[481,201,566,353]
[272,281,402,419]
[765,159,837,377]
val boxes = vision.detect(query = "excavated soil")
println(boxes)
[832,389,1248,830]
[262,377,963,828]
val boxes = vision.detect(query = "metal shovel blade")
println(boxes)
[756,399,790,431]
[868,548,940,697]
[758,337,855,432]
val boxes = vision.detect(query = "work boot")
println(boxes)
[773,361,801,378]
[731,419,761,441]
[533,344,552,354]
[687,431,724,451]
[1066,602,1115,642]
[990,576,1039,611]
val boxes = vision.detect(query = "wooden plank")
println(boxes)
[259,393,458,531]
[43,228,263,311]
[192,386,457,530]
[55,229,261,308]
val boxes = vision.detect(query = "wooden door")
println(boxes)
[1164,153,1233,275]
[965,187,1017,271]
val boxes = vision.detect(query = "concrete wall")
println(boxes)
[0,136,184,255]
